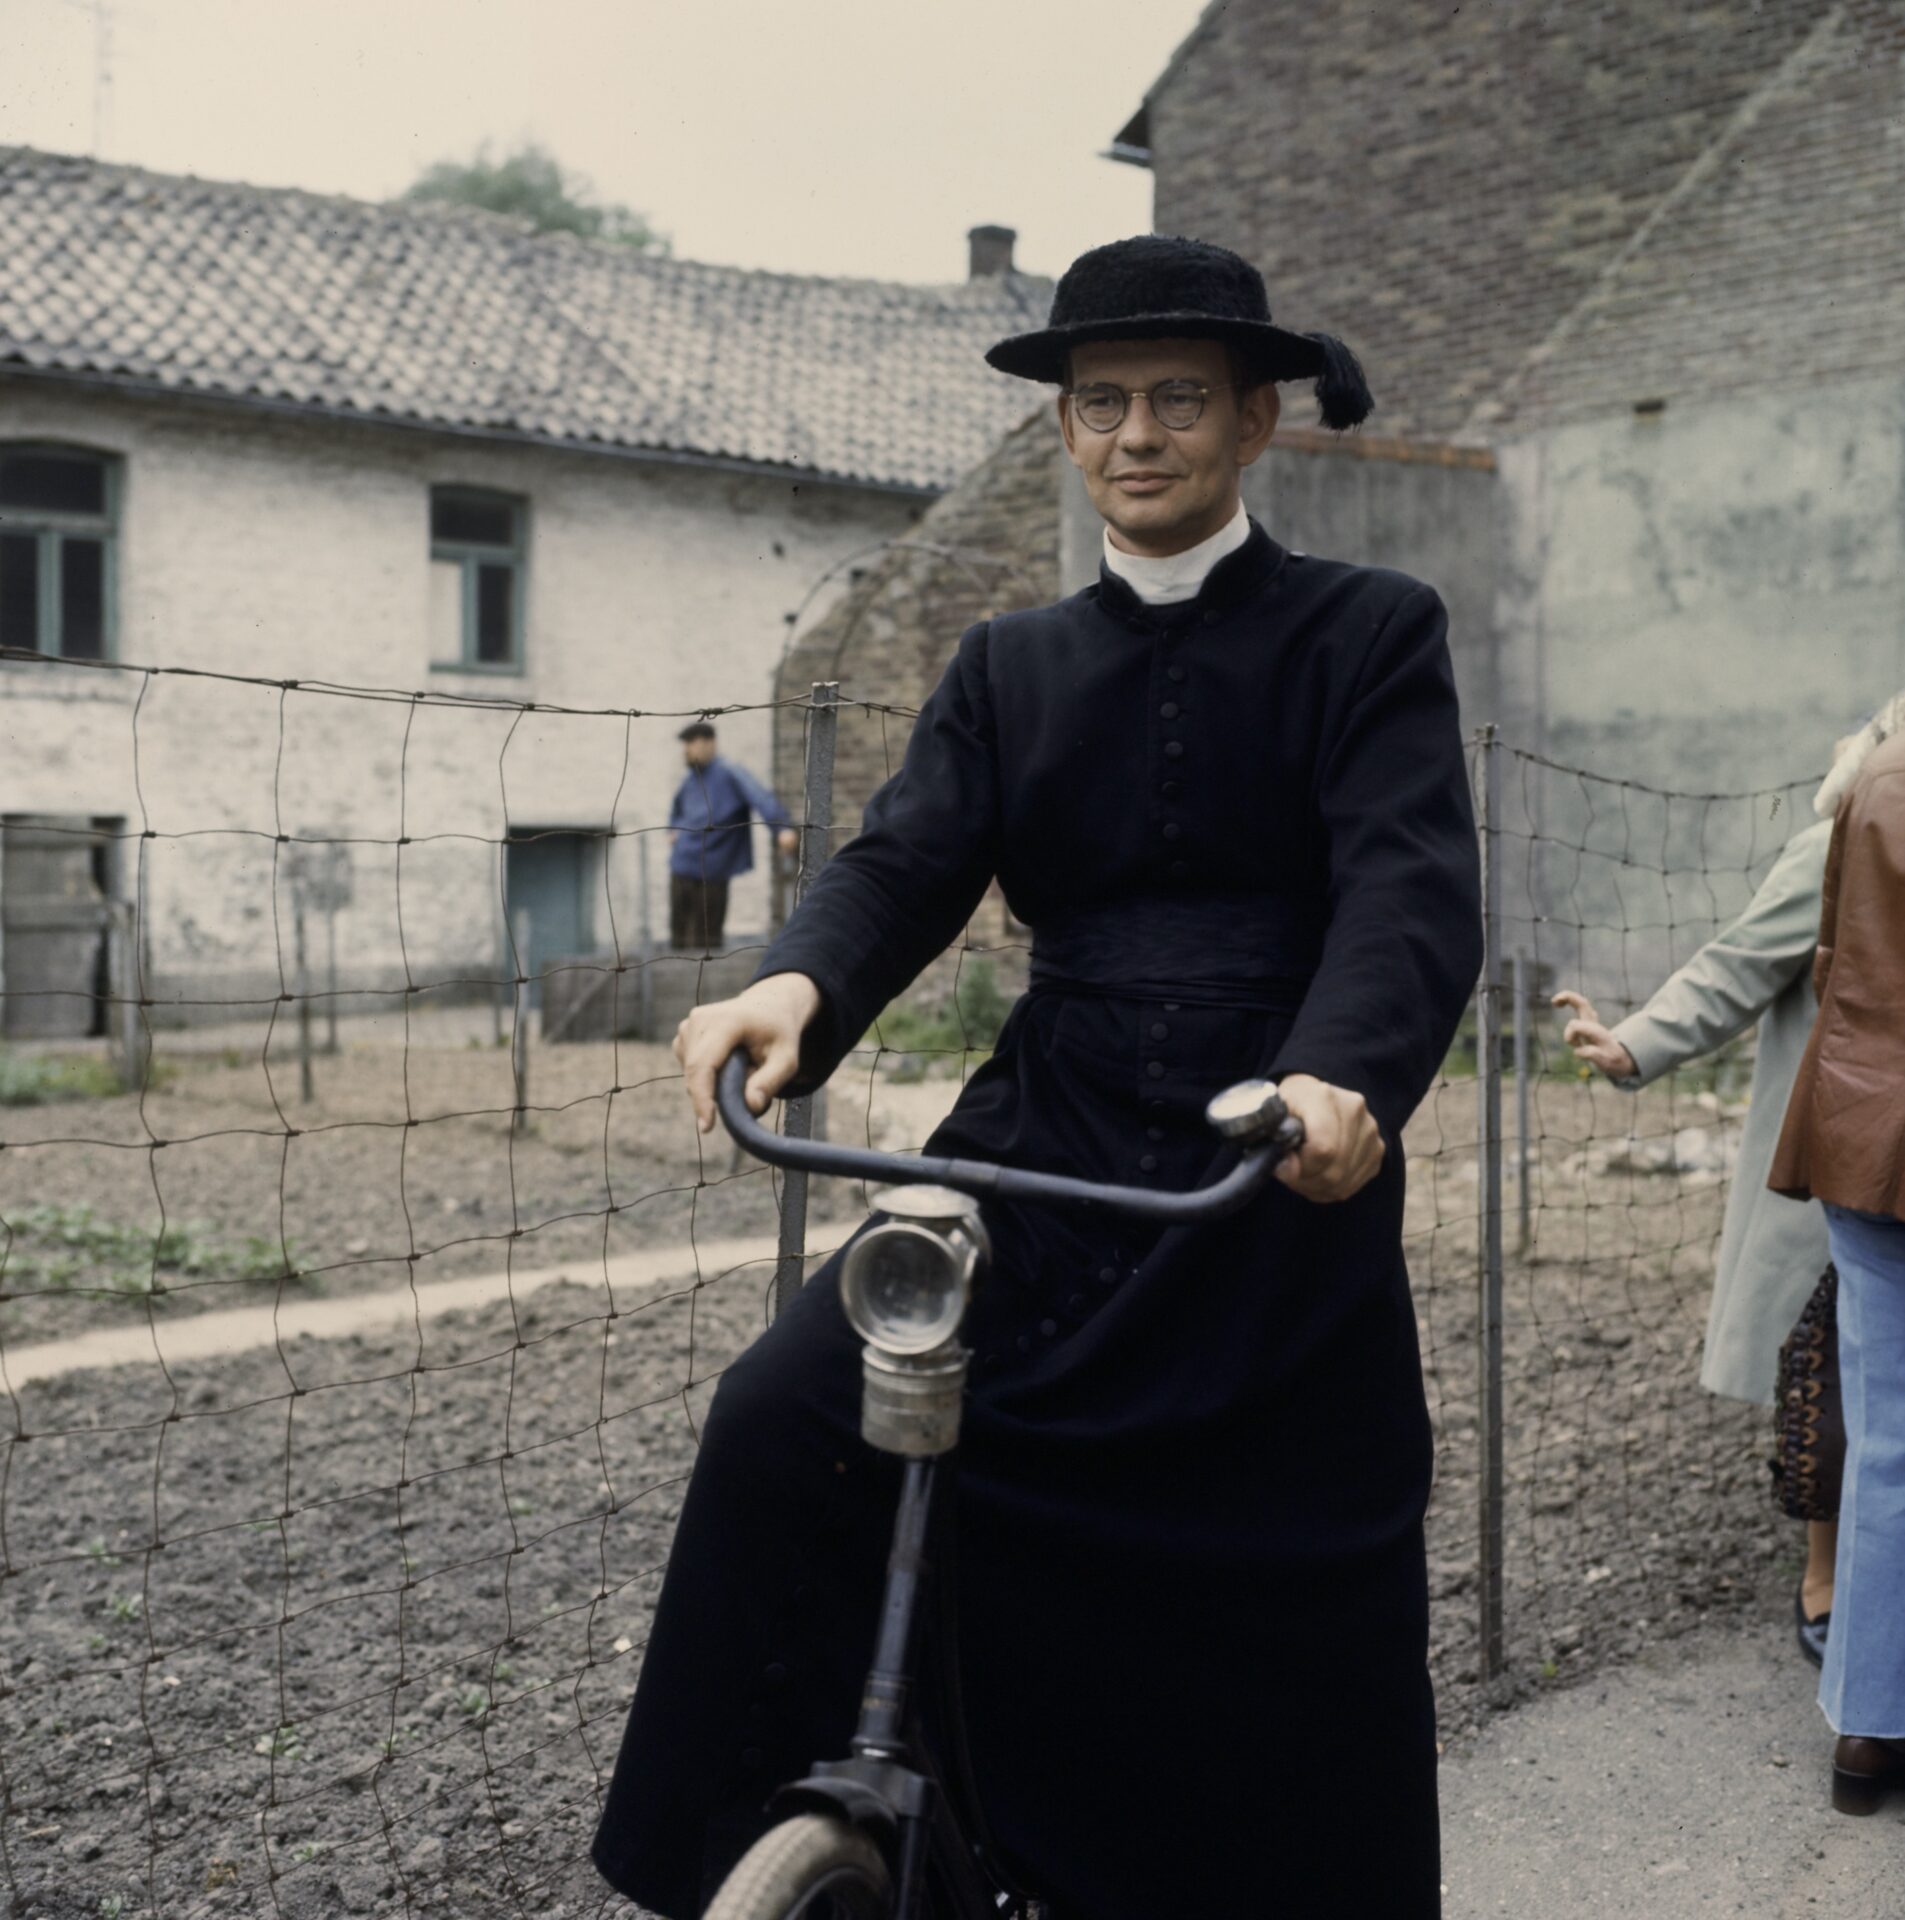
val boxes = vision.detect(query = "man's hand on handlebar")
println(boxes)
[1271,1075,1384,1203]
[675,972,821,1133]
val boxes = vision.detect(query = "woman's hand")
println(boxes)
[1272,1074,1386,1203]
[1551,990,1638,1080]
[675,973,822,1133]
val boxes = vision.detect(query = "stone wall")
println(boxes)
[771,404,1061,970]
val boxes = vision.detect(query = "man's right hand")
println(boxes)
[1551,990,1639,1081]
[675,972,823,1133]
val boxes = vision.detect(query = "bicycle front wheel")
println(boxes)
[703,1813,894,1920]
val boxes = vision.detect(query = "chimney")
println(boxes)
[967,224,1016,279]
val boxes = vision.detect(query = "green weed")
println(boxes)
[867,959,1012,1082]
[1,1206,308,1297]
[0,1050,126,1106]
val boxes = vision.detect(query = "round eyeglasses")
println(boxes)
[1063,379,1235,433]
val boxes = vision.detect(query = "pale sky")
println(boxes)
[1,0,1202,284]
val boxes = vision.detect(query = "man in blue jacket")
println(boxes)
[668,721,797,951]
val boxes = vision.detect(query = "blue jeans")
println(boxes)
[1821,1204,1905,1738]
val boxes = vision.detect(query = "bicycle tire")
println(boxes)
[703,1813,894,1920]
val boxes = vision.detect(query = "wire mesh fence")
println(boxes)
[0,643,1819,1915]
[1438,734,1820,1715]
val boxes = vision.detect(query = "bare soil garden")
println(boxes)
[0,1032,1789,1918]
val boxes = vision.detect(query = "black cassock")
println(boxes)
[593,523,1482,1918]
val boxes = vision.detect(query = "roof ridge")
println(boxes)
[0,142,1049,300]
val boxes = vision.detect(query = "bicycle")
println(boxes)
[701,1047,1306,1920]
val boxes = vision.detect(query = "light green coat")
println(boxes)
[1610,817,1833,1405]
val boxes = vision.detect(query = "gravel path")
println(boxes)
[1441,1580,1905,1916]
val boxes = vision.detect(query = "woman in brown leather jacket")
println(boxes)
[1769,715,1905,1815]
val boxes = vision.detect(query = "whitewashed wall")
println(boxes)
[0,383,922,1017]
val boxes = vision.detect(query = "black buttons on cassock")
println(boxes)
[1098,1265,1117,1284]
[1161,779,1181,799]
[1169,860,1189,879]
[1161,822,1181,841]
[1150,1022,1170,1040]
[1147,1125,1164,1141]
[1164,740,1185,759]
[1146,1060,1165,1080]
[1039,1318,1058,1338]
[1160,701,1180,720]
[1068,1292,1085,1312]
[1016,1333,1031,1353]
[1168,665,1187,684]
[1139,1154,1159,1173]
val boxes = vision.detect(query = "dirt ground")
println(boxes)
[0,1022,952,1352]
[0,1036,1791,1917]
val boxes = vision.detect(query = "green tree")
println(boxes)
[400,143,665,251]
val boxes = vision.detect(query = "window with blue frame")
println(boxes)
[430,486,525,670]
[0,445,117,660]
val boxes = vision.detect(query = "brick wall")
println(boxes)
[1144,0,1904,439]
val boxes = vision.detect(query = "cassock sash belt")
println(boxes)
[1027,892,1321,1011]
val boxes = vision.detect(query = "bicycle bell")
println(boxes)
[1204,1078,1299,1149]
[838,1184,990,1356]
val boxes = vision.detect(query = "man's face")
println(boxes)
[1057,337,1278,558]
[682,735,716,769]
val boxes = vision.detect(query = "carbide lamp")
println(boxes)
[840,1186,989,1457]
[839,1185,988,1356]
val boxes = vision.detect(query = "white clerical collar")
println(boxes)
[1102,502,1251,606]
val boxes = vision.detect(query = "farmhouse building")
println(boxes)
[0,148,1046,1033]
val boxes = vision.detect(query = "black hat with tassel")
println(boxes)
[985,234,1372,431]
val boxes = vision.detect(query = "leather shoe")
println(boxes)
[1831,1736,1905,1815]
[1794,1582,1830,1669]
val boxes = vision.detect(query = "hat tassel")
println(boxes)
[1306,332,1373,431]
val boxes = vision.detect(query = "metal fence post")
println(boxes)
[1512,944,1532,1257]
[324,905,340,1055]
[109,899,145,1093]
[636,832,655,1043]
[294,898,315,1105]
[511,906,531,1135]
[1476,726,1507,1680]
[773,682,839,1321]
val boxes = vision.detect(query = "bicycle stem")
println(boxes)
[851,1456,937,1763]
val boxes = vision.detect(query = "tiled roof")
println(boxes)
[0,147,1053,492]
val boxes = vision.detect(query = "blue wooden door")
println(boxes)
[504,833,593,998]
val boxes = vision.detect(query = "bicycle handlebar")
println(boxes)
[715,1049,1304,1224]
